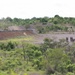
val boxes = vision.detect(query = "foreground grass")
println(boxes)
[0,70,44,75]
[27,71,45,75]
[0,35,34,43]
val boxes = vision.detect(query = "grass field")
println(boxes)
[0,35,34,43]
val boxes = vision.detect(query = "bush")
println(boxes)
[0,71,8,75]
[66,72,74,75]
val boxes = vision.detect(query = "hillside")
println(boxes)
[0,15,75,33]
[1,15,75,75]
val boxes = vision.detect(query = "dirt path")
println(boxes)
[33,33,75,44]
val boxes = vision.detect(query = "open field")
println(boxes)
[1,32,75,44]
[33,33,75,44]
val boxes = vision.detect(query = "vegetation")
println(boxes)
[1,15,75,75]
[0,38,75,75]
[0,15,75,33]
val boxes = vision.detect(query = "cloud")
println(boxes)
[0,0,75,19]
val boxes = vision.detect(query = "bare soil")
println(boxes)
[33,33,75,44]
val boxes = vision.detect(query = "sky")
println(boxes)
[0,0,75,19]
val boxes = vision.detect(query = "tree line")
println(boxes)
[0,15,75,33]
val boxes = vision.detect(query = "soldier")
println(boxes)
[66,37,68,42]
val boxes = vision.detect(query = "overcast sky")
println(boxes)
[0,0,75,19]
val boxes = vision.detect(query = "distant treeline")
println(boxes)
[1,15,75,33]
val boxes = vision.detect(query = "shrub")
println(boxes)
[66,72,74,75]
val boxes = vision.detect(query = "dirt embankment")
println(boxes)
[0,30,33,40]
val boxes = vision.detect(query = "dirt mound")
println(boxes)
[8,26,26,31]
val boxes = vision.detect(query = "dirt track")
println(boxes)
[0,30,75,44]
[33,33,75,44]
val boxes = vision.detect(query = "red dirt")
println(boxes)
[0,30,75,44]
[0,30,33,40]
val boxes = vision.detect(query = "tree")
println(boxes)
[6,41,15,51]
[6,17,12,22]
[42,48,63,75]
